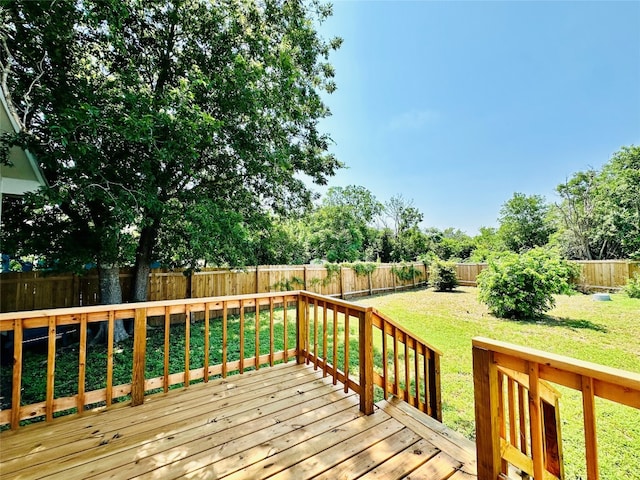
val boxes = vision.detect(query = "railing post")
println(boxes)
[359,308,374,415]
[296,294,307,364]
[472,344,501,480]
[11,318,23,430]
[131,307,147,406]
[429,351,442,421]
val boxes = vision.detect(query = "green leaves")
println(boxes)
[554,145,640,260]
[2,0,342,282]
[477,248,579,319]
[498,193,555,253]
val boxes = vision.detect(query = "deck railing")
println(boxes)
[297,292,442,419]
[472,337,640,480]
[0,290,442,430]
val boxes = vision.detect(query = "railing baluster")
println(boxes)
[222,302,228,378]
[204,303,210,382]
[313,299,318,370]
[46,316,56,422]
[240,299,245,372]
[283,297,288,364]
[344,308,349,393]
[404,337,409,402]
[255,298,260,369]
[332,303,338,385]
[184,305,191,386]
[582,375,599,480]
[528,362,545,480]
[518,383,527,454]
[358,309,374,415]
[322,301,328,377]
[269,297,274,367]
[305,298,310,365]
[77,313,87,414]
[423,349,429,415]
[498,371,507,475]
[414,344,420,409]
[163,307,170,393]
[393,325,399,397]
[382,319,388,400]
[507,376,516,447]
[107,310,115,403]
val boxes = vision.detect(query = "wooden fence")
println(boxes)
[455,260,640,290]
[0,263,428,313]
[1,260,638,313]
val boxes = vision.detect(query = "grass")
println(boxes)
[354,286,640,480]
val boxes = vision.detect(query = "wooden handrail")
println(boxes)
[0,292,298,428]
[472,337,640,480]
[289,291,443,420]
[0,290,445,429]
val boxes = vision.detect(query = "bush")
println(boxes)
[624,273,640,299]
[429,259,459,291]
[477,248,579,319]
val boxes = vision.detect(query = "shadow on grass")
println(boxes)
[517,315,608,333]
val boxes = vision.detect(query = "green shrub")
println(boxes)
[477,248,579,319]
[429,259,459,291]
[624,273,640,299]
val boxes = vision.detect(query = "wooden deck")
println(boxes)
[0,362,477,480]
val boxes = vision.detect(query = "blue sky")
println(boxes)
[315,1,640,235]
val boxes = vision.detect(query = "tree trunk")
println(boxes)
[131,224,158,302]
[92,263,129,344]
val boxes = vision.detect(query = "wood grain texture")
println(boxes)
[0,363,477,480]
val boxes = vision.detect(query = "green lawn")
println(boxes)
[354,286,640,480]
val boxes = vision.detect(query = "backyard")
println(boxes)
[1,286,638,479]
[355,286,640,480]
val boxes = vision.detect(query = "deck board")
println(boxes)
[0,362,477,479]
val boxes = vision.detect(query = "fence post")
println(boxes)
[340,266,345,299]
[131,308,147,406]
[359,309,374,415]
[255,265,260,294]
[412,263,416,288]
[392,264,397,291]
[472,344,501,479]
[303,265,308,290]
[296,294,307,364]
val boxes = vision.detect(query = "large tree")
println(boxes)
[555,146,640,259]
[1,0,341,341]
[498,193,555,253]
[306,185,382,262]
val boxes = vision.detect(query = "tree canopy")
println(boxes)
[497,193,555,253]
[554,146,640,260]
[1,0,342,340]
[1,2,341,271]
